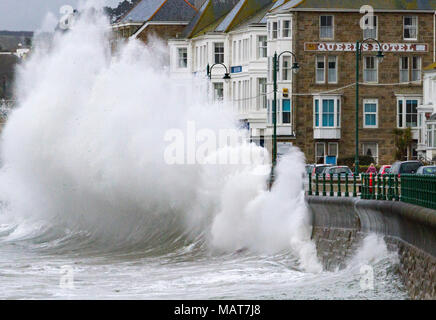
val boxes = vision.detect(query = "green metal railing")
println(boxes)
[307,173,436,210]
[307,173,358,198]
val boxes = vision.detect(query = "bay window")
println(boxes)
[397,98,420,128]
[314,97,341,128]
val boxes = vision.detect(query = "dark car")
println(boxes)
[416,166,436,175]
[390,161,423,176]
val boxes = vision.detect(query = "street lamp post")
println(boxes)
[207,63,231,80]
[270,51,299,188]
[355,39,384,176]
[207,63,231,102]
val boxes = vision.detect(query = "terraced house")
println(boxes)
[168,0,277,148]
[168,0,436,165]
[268,0,436,165]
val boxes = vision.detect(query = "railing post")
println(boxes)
[394,175,399,201]
[337,173,341,197]
[315,173,319,196]
[308,173,312,196]
[329,173,334,197]
[376,174,382,200]
[322,173,327,197]
[382,174,387,200]
[388,174,393,201]
[353,173,357,197]
[345,173,349,197]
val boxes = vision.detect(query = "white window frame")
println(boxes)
[363,99,378,128]
[281,55,292,81]
[400,57,409,83]
[316,55,325,84]
[281,98,291,125]
[257,78,267,110]
[403,16,418,41]
[214,42,224,64]
[257,35,267,59]
[282,20,291,38]
[328,142,339,159]
[320,15,334,40]
[363,56,378,83]
[272,21,278,39]
[327,56,338,84]
[177,47,187,69]
[363,15,378,40]
[362,143,379,164]
[313,96,341,128]
[397,97,421,129]
[315,142,326,164]
[412,56,422,81]
[213,82,224,101]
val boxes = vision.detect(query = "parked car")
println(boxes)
[390,161,423,176]
[378,165,392,175]
[323,166,354,179]
[311,164,333,177]
[416,165,436,175]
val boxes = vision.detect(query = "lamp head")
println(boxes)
[376,51,384,63]
[292,62,300,74]
[223,73,231,82]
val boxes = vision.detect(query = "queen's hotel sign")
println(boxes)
[304,42,428,52]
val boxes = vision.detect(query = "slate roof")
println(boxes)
[216,0,273,32]
[277,0,436,11]
[120,0,198,24]
[183,0,241,37]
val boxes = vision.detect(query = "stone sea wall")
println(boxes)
[306,197,436,299]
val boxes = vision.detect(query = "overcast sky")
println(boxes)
[0,0,121,31]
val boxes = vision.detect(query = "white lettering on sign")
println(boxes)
[305,42,428,52]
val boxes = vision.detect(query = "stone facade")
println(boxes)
[289,11,435,165]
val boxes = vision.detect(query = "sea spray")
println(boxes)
[0,4,321,271]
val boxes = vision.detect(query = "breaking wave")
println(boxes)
[0,3,321,273]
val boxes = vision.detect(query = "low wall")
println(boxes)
[306,196,436,299]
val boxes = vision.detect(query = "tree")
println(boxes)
[393,127,412,161]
